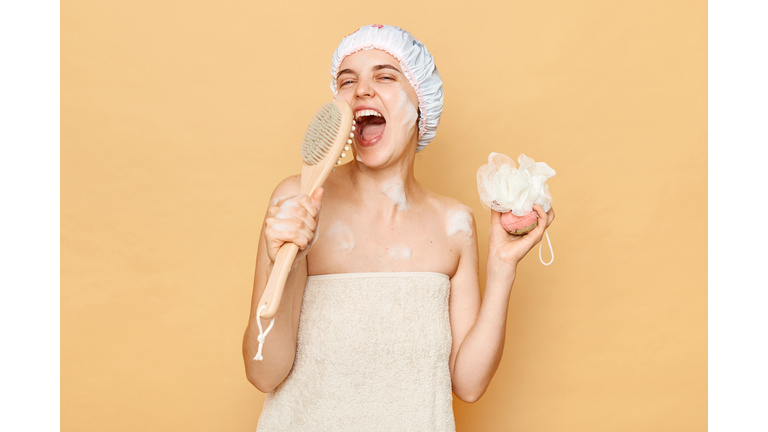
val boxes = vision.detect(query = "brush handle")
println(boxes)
[257,100,353,321]
[257,178,317,321]
[258,241,300,320]
[257,174,318,320]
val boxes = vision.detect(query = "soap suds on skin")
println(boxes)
[375,90,416,212]
[327,221,356,251]
[270,196,291,206]
[272,223,294,232]
[275,196,302,219]
[355,154,368,171]
[272,196,321,255]
[396,86,419,137]
[381,177,409,211]
[446,208,473,237]
[389,246,412,259]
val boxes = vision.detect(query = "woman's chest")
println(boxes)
[307,209,461,277]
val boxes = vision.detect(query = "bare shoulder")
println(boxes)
[422,189,474,219]
[268,174,301,204]
[420,188,477,240]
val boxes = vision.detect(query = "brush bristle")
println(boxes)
[301,103,342,165]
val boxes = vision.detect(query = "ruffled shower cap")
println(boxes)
[330,24,444,152]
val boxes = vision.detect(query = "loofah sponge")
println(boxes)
[477,152,556,235]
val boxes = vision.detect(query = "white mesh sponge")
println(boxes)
[330,24,443,152]
[477,152,556,216]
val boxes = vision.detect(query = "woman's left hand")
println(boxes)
[487,204,555,275]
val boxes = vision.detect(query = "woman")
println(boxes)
[243,25,554,431]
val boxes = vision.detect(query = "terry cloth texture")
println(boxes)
[256,272,455,432]
[330,24,444,152]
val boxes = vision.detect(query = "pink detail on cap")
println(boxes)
[500,211,538,233]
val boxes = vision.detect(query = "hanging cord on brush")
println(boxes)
[253,304,276,361]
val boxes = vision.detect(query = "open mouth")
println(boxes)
[354,109,386,147]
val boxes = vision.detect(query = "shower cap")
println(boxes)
[330,24,444,152]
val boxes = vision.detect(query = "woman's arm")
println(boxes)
[448,204,555,403]
[242,176,323,392]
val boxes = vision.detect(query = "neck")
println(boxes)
[347,139,419,214]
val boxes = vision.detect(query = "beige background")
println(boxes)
[62,0,706,430]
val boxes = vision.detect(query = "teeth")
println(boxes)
[354,109,383,120]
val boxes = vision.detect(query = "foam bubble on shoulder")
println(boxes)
[381,177,409,211]
[446,208,473,237]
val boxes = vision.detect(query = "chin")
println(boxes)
[355,136,392,166]
[355,150,389,169]
[355,134,414,168]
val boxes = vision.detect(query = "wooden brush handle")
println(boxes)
[258,242,300,319]
[257,100,353,320]
[257,173,329,320]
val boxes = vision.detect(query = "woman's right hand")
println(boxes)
[263,188,324,264]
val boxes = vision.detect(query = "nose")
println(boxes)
[355,77,374,99]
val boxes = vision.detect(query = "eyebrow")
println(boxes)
[336,68,354,79]
[372,64,402,74]
[336,64,402,79]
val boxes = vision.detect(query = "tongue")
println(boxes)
[361,119,386,142]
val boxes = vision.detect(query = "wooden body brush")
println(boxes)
[257,100,354,320]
